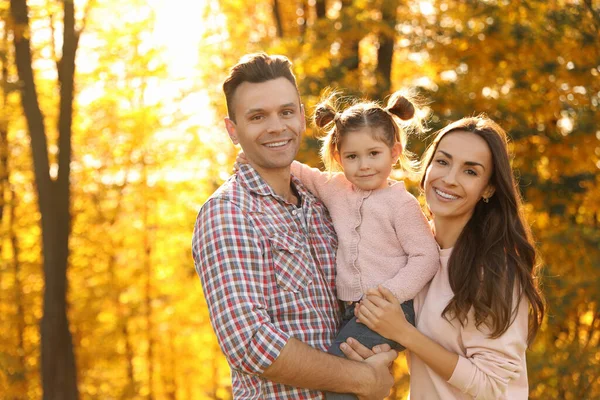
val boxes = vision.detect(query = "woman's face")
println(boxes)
[424,130,495,225]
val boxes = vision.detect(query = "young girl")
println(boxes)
[273,91,436,398]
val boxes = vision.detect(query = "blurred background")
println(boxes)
[0,0,598,399]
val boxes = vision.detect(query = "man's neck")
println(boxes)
[251,163,298,205]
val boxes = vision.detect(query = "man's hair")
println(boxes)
[223,53,299,121]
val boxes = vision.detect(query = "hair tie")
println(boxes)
[333,113,341,122]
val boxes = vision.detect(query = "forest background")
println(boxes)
[0,0,599,399]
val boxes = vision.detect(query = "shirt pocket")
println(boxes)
[269,233,314,293]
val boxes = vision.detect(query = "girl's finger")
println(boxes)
[356,305,376,329]
[378,285,398,302]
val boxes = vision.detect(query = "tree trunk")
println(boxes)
[123,314,137,398]
[376,0,398,97]
[166,330,177,400]
[272,0,284,38]
[298,0,308,37]
[10,183,29,396]
[0,26,8,231]
[9,0,79,398]
[315,0,326,19]
[340,0,359,72]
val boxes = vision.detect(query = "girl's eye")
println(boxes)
[370,151,380,157]
[346,154,356,160]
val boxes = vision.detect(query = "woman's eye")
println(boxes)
[466,169,478,176]
[435,159,448,166]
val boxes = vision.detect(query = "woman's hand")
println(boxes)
[355,286,413,346]
[233,151,249,172]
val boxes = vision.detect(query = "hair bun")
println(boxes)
[314,104,337,128]
[387,93,415,120]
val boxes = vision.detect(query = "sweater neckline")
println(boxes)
[438,246,453,258]
[352,179,402,194]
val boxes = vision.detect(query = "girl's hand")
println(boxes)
[233,151,249,172]
[356,286,411,345]
[354,288,381,323]
[339,338,392,361]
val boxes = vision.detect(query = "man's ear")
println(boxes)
[224,117,239,145]
[391,142,403,164]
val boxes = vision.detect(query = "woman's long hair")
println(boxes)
[420,116,545,344]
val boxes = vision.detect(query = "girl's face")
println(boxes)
[337,128,401,191]
[424,130,495,226]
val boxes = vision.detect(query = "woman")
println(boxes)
[341,116,545,399]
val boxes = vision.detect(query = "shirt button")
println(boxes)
[289,246,296,251]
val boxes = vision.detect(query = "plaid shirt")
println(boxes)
[193,164,341,399]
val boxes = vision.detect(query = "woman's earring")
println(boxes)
[483,197,490,203]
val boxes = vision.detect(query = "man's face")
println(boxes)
[225,78,305,176]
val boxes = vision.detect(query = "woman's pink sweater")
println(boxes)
[410,247,530,399]
[291,162,439,302]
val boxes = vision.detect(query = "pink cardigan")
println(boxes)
[291,161,439,302]
[410,247,530,399]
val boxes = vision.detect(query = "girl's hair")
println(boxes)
[420,116,545,345]
[313,90,424,179]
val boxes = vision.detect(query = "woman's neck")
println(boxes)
[433,216,469,249]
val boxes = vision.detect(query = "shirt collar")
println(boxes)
[237,163,317,206]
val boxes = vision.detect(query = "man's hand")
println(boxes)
[356,349,397,400]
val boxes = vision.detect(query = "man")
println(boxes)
[192,53,397,399]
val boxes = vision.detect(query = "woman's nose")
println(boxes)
[441,168,458,185]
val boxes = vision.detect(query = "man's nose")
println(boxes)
[266,116,286,134]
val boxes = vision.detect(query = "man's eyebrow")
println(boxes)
[438,150,486,169]
[244,103,297,116]
[244,107,264,116]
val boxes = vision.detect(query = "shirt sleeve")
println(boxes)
[290,161,344,203]
[381,193,440,303]
[192,198,290,376]
[447,295,529,399]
